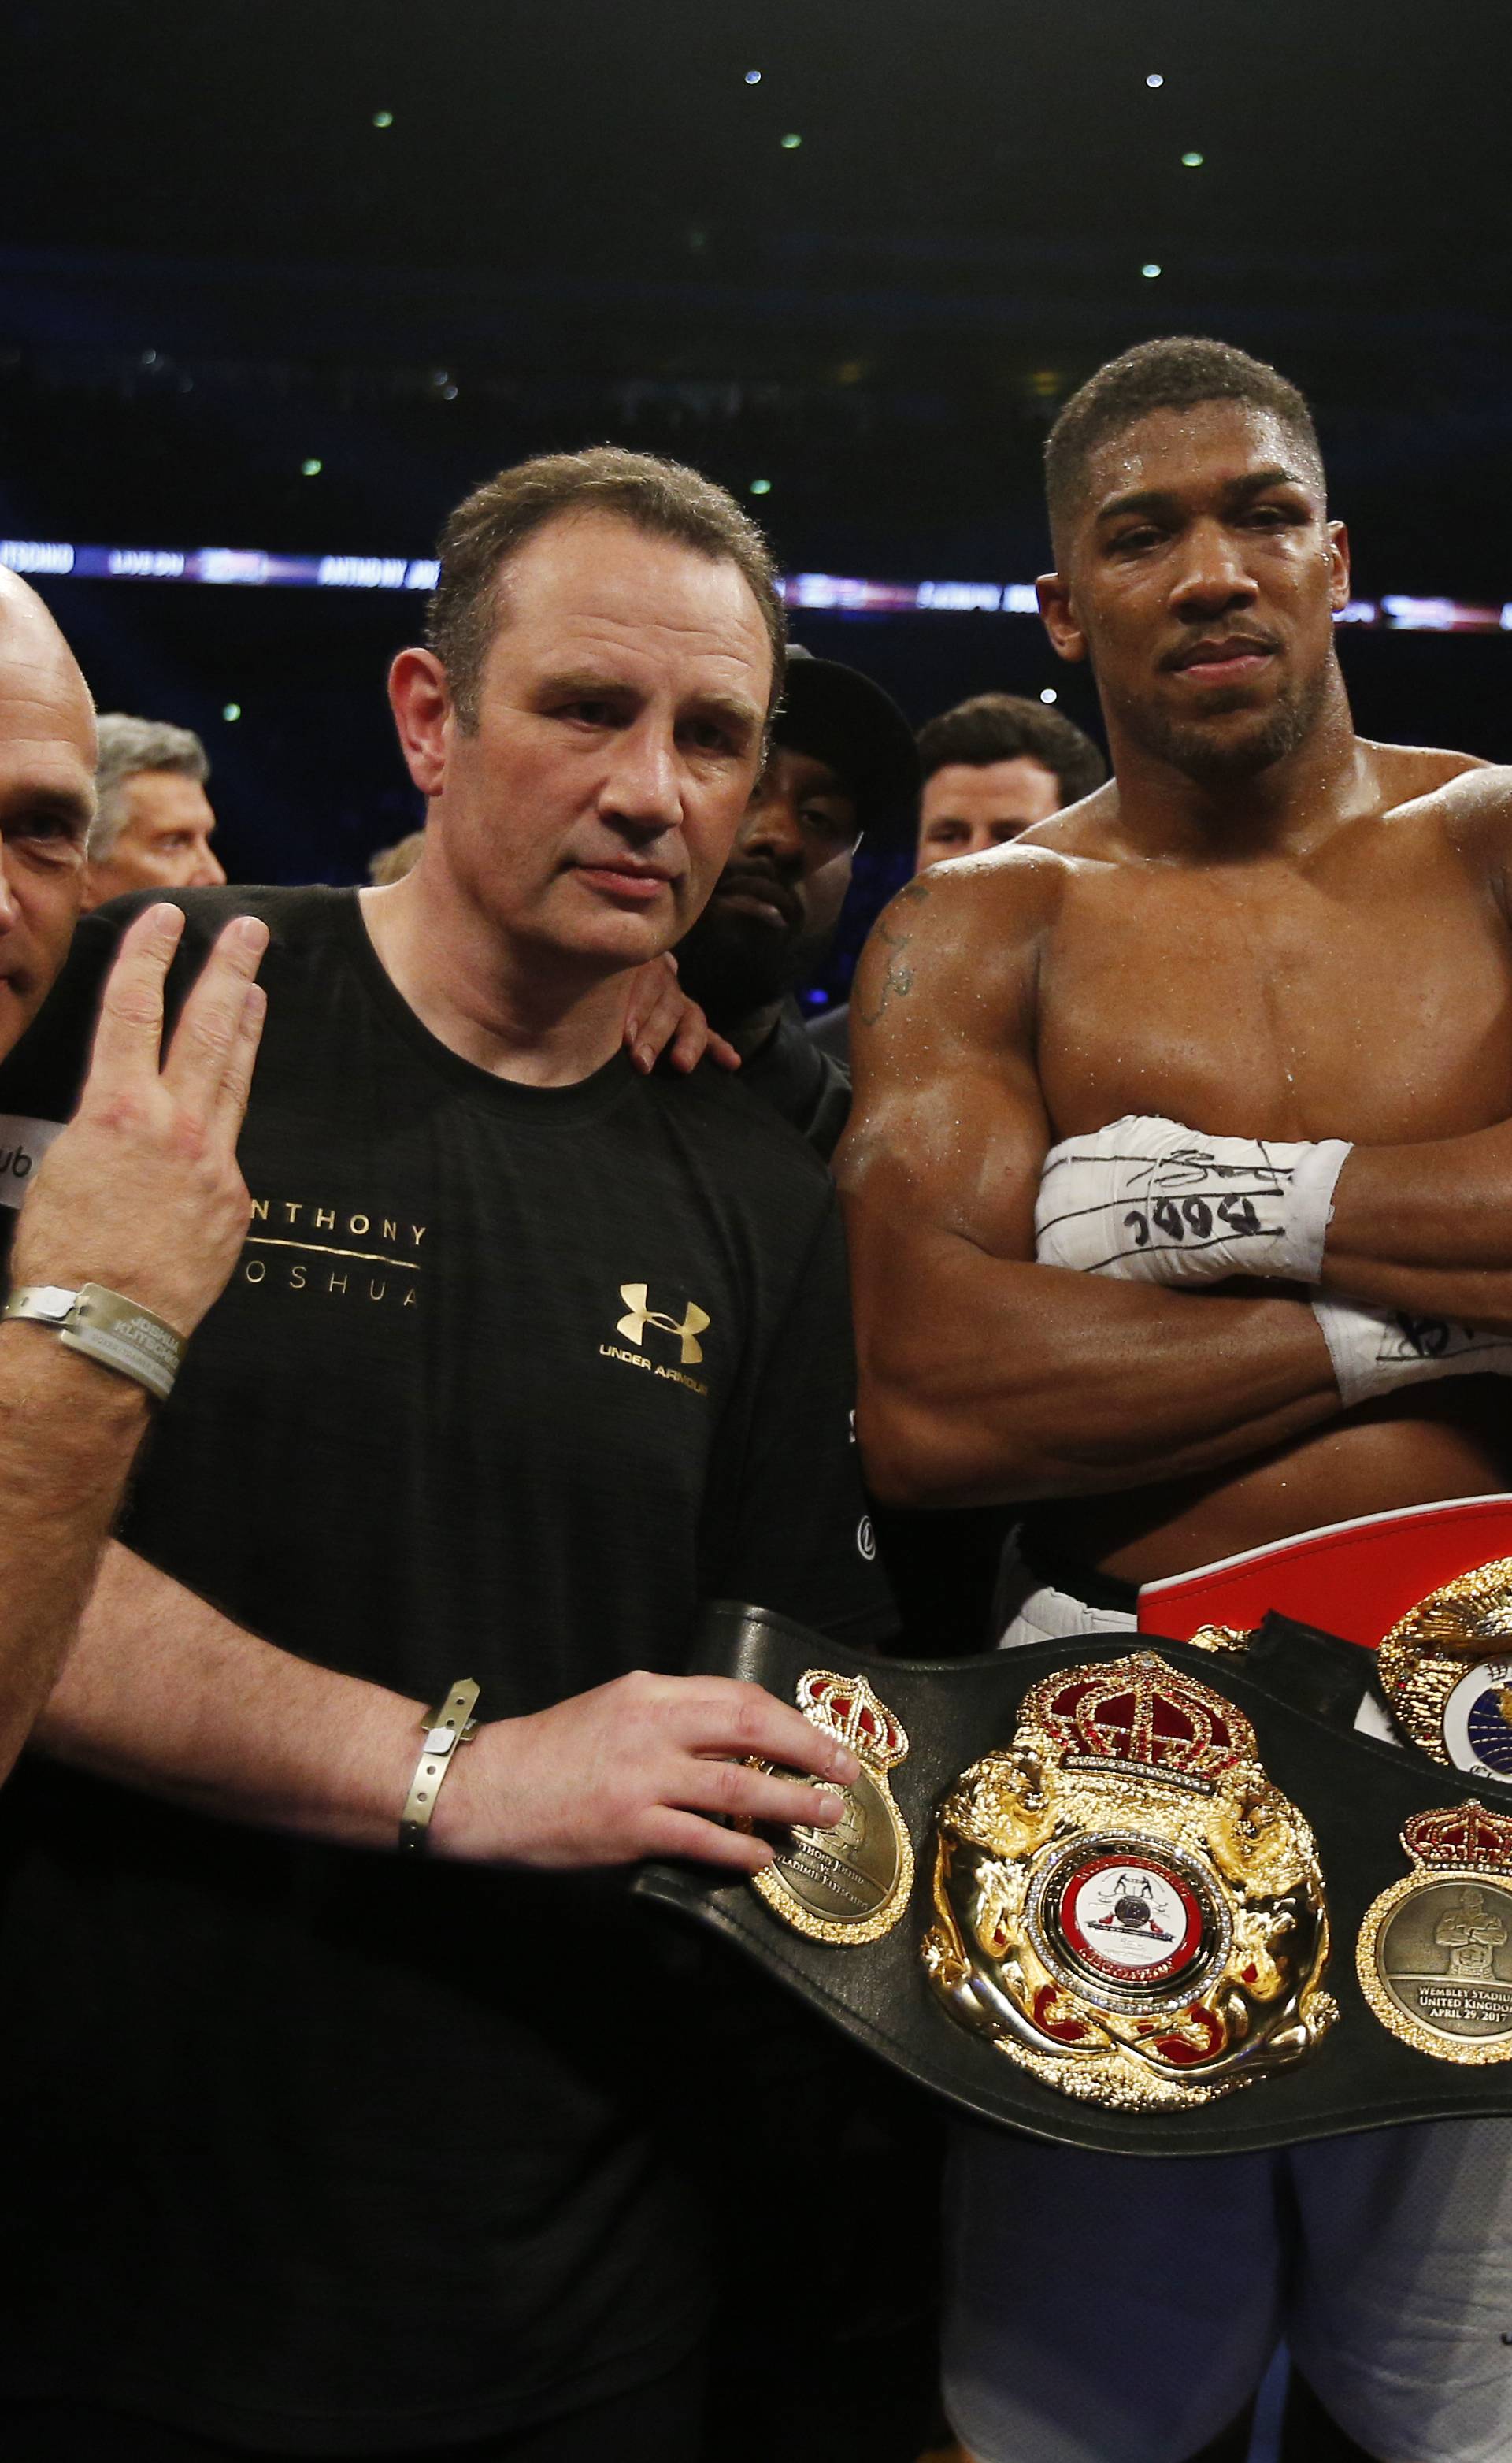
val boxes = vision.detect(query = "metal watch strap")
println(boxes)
[398,1679,480,1855]
[3,1282,186,1404]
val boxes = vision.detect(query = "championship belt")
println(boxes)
[636,1597,1512,2157]
[923,1651,1333,2112]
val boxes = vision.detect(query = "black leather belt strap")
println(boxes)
[636,1601,1512,2157]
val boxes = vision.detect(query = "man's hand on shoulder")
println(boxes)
[433,1667,862,1873]
[11,901,269,1338]
[622,952,740,1077]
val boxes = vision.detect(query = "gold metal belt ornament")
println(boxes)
[922,1649,1336,2111]
[748,1668,914,1946]
[1357,1801,1512,2063]
[1377,1555,1512,1782]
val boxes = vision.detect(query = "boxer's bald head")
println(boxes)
[0,573,97,1054]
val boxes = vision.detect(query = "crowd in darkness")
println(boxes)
[6,333,1503,2463]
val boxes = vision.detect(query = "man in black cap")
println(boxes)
[673,644,918,1157]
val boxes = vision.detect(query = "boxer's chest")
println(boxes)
[1035,819,1512,1143]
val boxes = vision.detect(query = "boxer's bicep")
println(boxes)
[842,863,1051,1263]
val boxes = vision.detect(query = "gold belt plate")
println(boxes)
[1377,1555,1512,1782]
[923,1649,1336,2111]
[1358,1800,1512,2063]
[747,1668,914,1946]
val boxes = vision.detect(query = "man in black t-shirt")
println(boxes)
[0,451,892,2462]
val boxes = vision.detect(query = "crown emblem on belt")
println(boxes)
[1024,1650,1254,1789]
[796,1669,908,1768]
[1401,1800,1512,1871]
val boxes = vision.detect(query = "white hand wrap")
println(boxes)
[1313,1296,1512,1407]
[1035,1114,1353,1286]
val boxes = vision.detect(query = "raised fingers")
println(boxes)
[83,903,185,1100]
[209,981,268,1137]
[161,915,270,1107]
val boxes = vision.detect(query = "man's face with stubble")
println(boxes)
[1040,401,1350,786]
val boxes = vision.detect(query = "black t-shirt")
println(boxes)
[736,1000,852,1160]
[0,888,892,2452]
[804,998,852,1073]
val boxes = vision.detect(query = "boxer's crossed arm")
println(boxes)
[1036,1103,1512,1401]
[837,864,1341,1508]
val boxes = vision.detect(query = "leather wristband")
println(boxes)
[3,1282,186,1403]
[398,1679,480,1856]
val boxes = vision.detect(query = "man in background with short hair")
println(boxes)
[83,713,225,907]
[914,690,1106,870]
[807,690,1104,1066]
[367,825,426,885]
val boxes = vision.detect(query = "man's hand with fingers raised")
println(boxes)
[0,900,269,1779]
[434,1667,861,1871]
[11,901,269,1337]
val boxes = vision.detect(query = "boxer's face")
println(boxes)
[1040,402,1350,785]
[391,510,773,977]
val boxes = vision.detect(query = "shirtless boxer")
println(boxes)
[839,336,1512,2463]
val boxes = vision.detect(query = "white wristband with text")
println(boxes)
[1036,1114,1352,1286]
[1312,1293,1512,1408]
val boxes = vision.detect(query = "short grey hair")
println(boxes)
[90,714,210,860]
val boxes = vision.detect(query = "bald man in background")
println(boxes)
[0,573,268,1777]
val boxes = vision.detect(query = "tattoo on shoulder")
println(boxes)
[855,877,932,1027]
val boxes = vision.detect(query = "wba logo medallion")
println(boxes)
[746,1669,914,1946]
[923,1650,1336,2110]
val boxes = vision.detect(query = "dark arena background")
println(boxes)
[7,13,1512,2463]
[6,0,1512,1004]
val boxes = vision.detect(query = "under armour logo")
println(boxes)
[617,1282,711,1367]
